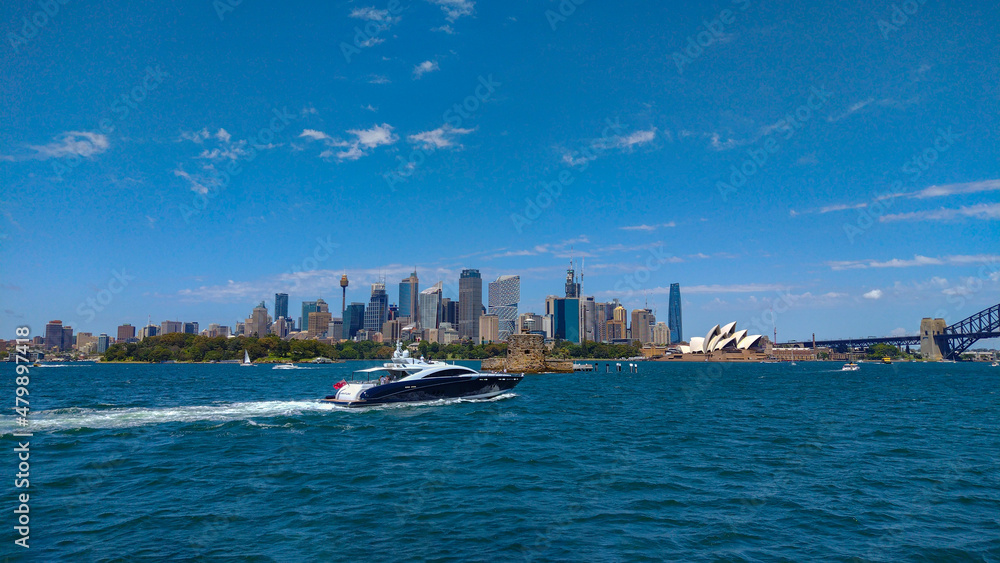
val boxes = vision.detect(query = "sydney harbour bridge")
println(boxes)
[780,303,1000,361]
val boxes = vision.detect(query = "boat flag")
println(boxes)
[333,379,347,390]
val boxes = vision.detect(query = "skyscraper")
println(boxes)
[399,271,419,325]
[440,297,458,326]
[364,282,389,333]
[117,323,136,343]
[630,309,655,344]
[62,325,73,350]
[419,282,443,330]
[274,293,289,320]
[161,320,182,334]
[245,301,271,337]
[97,333,111,354]
[343,302,365,339]
[301,300,319,333]
[488,275,519,341]
[546,296,581,344]
[459,269,482,341]
[44,320,64,350]
[668,283,683,343]
[183,322,199,335]
[479,314,500,344]
[564,261,581,298]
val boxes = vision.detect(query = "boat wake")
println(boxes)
[0,393,519,432]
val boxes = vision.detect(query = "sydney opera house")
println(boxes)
[678,321,764,355]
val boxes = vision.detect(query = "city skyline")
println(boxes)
[1,1,998,345]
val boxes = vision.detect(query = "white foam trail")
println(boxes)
[0,393,518,433]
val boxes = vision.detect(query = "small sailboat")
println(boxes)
[240,349,254,367]
[991,361,998,367]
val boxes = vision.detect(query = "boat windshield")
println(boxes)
[350,367,402,383]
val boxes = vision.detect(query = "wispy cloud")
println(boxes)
[862,289,883,299]
[619,222,676,232]
[350,6,400,23]
[25,131,109,160]
[562,127,657,167]
[804,179,1000,216]
[827,253,1000,270]
[827,97,874,122]
[413,60,440,79]
[880,203,1000,223]
[408,124,476,149]
[298,124,398,160]
[427,0,474,21]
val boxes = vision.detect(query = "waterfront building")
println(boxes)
[117,324,136,342]
[631,309,655,344]
[140,324,159,340]
[419,282,443,330]
[183,322,199,335]
[582,296,596,342]
[668,283,683,344]
[97,333,111,354]
[546,295,581,344]
[652,322,672,346]
[364,283,389,333]
[245,302,271,337]
[160,320,182,334]
[343,302,366,340]
[382,319,402,343]
[76,332,97,353]
[518,312,544,335]
[62,325,74,350]
[326,319,343,341]
[274,293,289,320]
[488,275,520,341]
[301,300,319,333]
[479,314,500,344]
[459,269,482,341]
[272,316,291,338]
[44,320,65,350]
[308,310,332,339]
[606,320,625,341]
[595,301,618,343]
[399,271,419,327]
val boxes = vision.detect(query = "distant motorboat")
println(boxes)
[240,350,254,367]
[273,363,301,370]
[992,361,999,367]
[841,362,860,372]
[311,357,335,364]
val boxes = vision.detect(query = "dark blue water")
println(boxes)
[2,361,999,561]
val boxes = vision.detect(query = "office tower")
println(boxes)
[97,333,111,353]
[44,320,64,350]
[76,332,97,353]
[272,316,290,338]
[274,293,289,320]
[488,275,519,341]
[381,319,402,342]
[161,320,182,334]
[595,302,616,343]
[364,283,389,333]
[516,312,541,335]
[479,314,500,344]
[399,271,419,326]
[117,324,136,342]
[140,324,159,340]
[326,319,343,341]
[630,309,655,344]
[343,302,366,339]
[183,322,199,335]
[546,295,581,344]
[652,322,672,345]
[388,303,399,321]
[440,298,458,326]
[668,283,683,343]
[308,310,332,339]
[582,297,596,342]
[459,269,483,341]
[245,301,271,337]
[564,261,580,298]
[301,300,319,333]
[606,320,625,341]
[62,325,74,350]
[419,282,443,330]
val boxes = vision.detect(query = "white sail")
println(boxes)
[243,350,251,365]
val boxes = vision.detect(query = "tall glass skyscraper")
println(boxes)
[343,303,365,339]
[398,272,419,324]
[364,283,389,333]
[668,283,682,344]
[459,269,482,341]
[488,275,519,341]
[274,293,289,320]
[419,282,442,330]
[301,300,318,333]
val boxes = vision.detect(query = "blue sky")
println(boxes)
[1,0,998,344]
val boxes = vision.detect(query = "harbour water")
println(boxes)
[3,361,998,561]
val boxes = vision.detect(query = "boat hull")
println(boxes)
[322,374,523,407]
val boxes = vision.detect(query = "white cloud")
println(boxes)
[880,203,1000,223]
[350,7,392,22]
[427,0,474,21]
[611,128,656,149]
[433,25,455,34]
[28,131,109,160]
[215,128,232,143]
[348,123,397,148]
[369,75,391,84]
[413,60,440,79]
[863,289,883,299]
[299,129,331,141]
[408,124,476,149]
[180,128,211,143]
[827,97,874,122]
[807,179,1000,216]
[619,222,676,232]
[827,254,1000,270]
